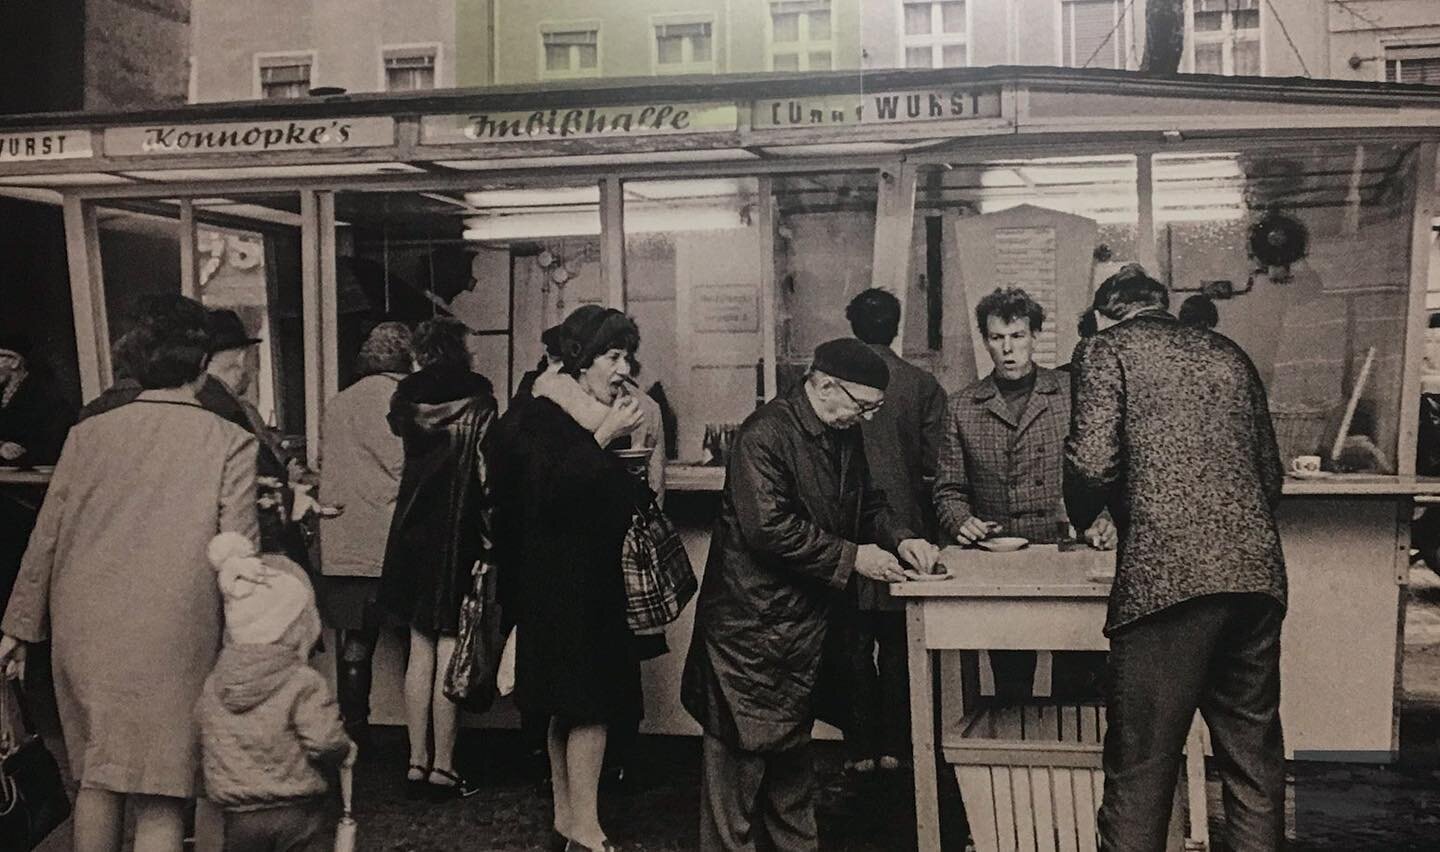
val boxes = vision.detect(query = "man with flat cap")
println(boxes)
[203,308,312,565]
[682,338,940,852]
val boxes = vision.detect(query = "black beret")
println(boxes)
[812,338,889,391]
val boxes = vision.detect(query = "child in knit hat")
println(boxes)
[196,532,356,852]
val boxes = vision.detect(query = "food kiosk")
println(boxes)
[3,66,1439,781]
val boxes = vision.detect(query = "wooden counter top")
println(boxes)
[666,469,1440,497]
[889,545,1113,598]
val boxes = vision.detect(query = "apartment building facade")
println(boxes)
[189,0,470,102]
[187,1,1440,103]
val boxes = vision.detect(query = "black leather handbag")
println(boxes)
[0,679,71,852]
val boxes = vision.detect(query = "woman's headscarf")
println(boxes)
[354,322,413,377]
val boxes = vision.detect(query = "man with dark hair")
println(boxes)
[934,286,1114,701]
[1067,264,1287,851]
[1178,293,1220,330]
[683,337,939,852]
[842,288,945,772]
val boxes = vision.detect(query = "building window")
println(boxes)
[1189,0,1260,76]
[258,60,311,99]
[1385,45,1440,84]
[384,51,436,91]
[542,28,600,79]
[901,0,966,69]
[1060,0,1129,70]
[655,21,715,74]
[769,1,833,72]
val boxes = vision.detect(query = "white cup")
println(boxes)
[1290,455,1321,475]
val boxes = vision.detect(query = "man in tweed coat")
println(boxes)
[1065,265,1287,852]
[934,287,1114,698]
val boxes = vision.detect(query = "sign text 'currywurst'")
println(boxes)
[421,102,738,145]
[752,88,1005,129]
[104,117,395,156]
[1,131,94,162]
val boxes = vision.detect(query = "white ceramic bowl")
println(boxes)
[977,536,1029,553]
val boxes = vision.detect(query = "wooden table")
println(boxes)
[890,545,1113,851]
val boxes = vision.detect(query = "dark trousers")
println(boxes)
[1098,593,1285,852]
[846,610,909,760]
[335,606,381,727]
[699,734,817,852]
[223,803,333,852]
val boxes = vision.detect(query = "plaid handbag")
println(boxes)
[1,679,71,852]
[621,497,697,633]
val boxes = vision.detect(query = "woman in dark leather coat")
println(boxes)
[377,318,496,798]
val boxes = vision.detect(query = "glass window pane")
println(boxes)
[1385,60,1399,82]
[544,45,570,71]
[905,4,932,35]
[809,50,832,70]
[1194,11,1224,32]
[1194,43,1224,74]
[623,178,762,464]
[772,12,800,42]
[693,35,713,62]
[772,172,880,389]
[906,46,933,68]
[1233,9,1260,30]
[942,1,966,34]
[942,43,967,67]
[657,36,684,65]
[810,10,832,40]
[578,45,598,69]
[1233,39,1261,76]
[1155,144,1420,472]
[773,52,800,71]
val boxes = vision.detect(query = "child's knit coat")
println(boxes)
[195,644,351,810]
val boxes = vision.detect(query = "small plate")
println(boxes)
[1286,470,1335,480]
[901,568,955,582]
[977,536,1029,553]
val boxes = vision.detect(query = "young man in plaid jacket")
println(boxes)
[933,287,1115,699]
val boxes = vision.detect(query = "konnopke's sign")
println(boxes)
[104,117,395,156]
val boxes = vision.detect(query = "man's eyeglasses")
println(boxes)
[835,381,884,416]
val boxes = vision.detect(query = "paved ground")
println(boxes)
[21,561,1440,851]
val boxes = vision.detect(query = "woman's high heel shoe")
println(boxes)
[563,839,618,852]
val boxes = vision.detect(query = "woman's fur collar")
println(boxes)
[532,366,607,432]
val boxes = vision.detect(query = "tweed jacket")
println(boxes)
[1064,311,1287,635]
[934,366,1070,544]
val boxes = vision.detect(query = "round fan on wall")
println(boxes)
[1248,210,1308,282]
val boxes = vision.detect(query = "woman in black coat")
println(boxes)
[491,306,648,852]
[377,318,496,798]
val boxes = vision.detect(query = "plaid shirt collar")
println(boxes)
[971,366,1064,403]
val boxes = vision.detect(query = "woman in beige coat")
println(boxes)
[0,295,258,852]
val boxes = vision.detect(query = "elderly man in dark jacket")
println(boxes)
[682,338,939,852]
[1065,265,1287,852]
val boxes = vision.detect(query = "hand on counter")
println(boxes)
[898,538,941,574]
[0,441,25,462]
[855,544,906,583]
[953,516,1002,545]
[1085,517,1117,551]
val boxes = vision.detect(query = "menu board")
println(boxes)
[994,227,1059,366]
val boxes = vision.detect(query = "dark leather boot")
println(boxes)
[336,657,373,747]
